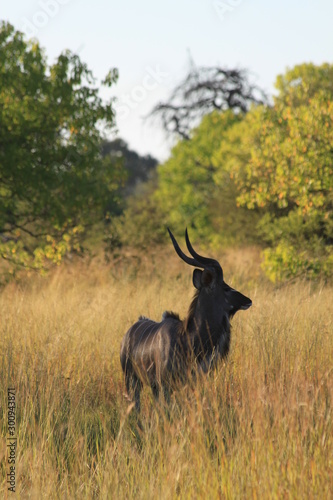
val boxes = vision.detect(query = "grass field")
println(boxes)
[0,246,332,498]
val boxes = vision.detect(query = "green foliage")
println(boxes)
[215,63,333,280]
[275,62,333,107]
[108,179,167,250]
[118,62,333,281]
[262,242,333,283]
[0,22,123,278]
[154,110,258,245]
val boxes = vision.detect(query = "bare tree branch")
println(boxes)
[150,64,267,139]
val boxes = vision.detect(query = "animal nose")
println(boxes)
[228,287,252,311]
[242,299,252,310]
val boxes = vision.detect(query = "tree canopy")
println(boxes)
[154,110,259,245]
[0,22,122,277]
[147,63,333,280]
[1,22,332,283]
[215,63,333,279]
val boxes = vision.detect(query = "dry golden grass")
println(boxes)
[0,246,332,498]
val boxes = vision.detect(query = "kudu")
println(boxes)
[120,228,252,411]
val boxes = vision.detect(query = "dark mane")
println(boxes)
[162,310,181,321]
[161,291,199,336]
[183,290,199,333]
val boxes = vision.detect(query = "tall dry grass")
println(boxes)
[0,246,332,498]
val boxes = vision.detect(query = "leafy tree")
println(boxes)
[120,60,265,250]
[108,178,167,250]
[0,22,123,277]
[102,140,160,250]
[275,62,333,107]
[154,110,259,245]
[215,63,333,280]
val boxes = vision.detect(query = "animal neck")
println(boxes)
[184,291,230,359]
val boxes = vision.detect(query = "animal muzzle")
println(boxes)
[226,286,252,312]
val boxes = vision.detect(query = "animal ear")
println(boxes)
[202,269,214,287]
[193,269,203,290]
[193,269,214,289]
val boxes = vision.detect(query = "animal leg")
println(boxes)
[124,363,142,412]
[133,378,142,412]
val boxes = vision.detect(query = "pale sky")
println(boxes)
[2,0,333,161]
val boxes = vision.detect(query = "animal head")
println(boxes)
[168,228,252,318]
